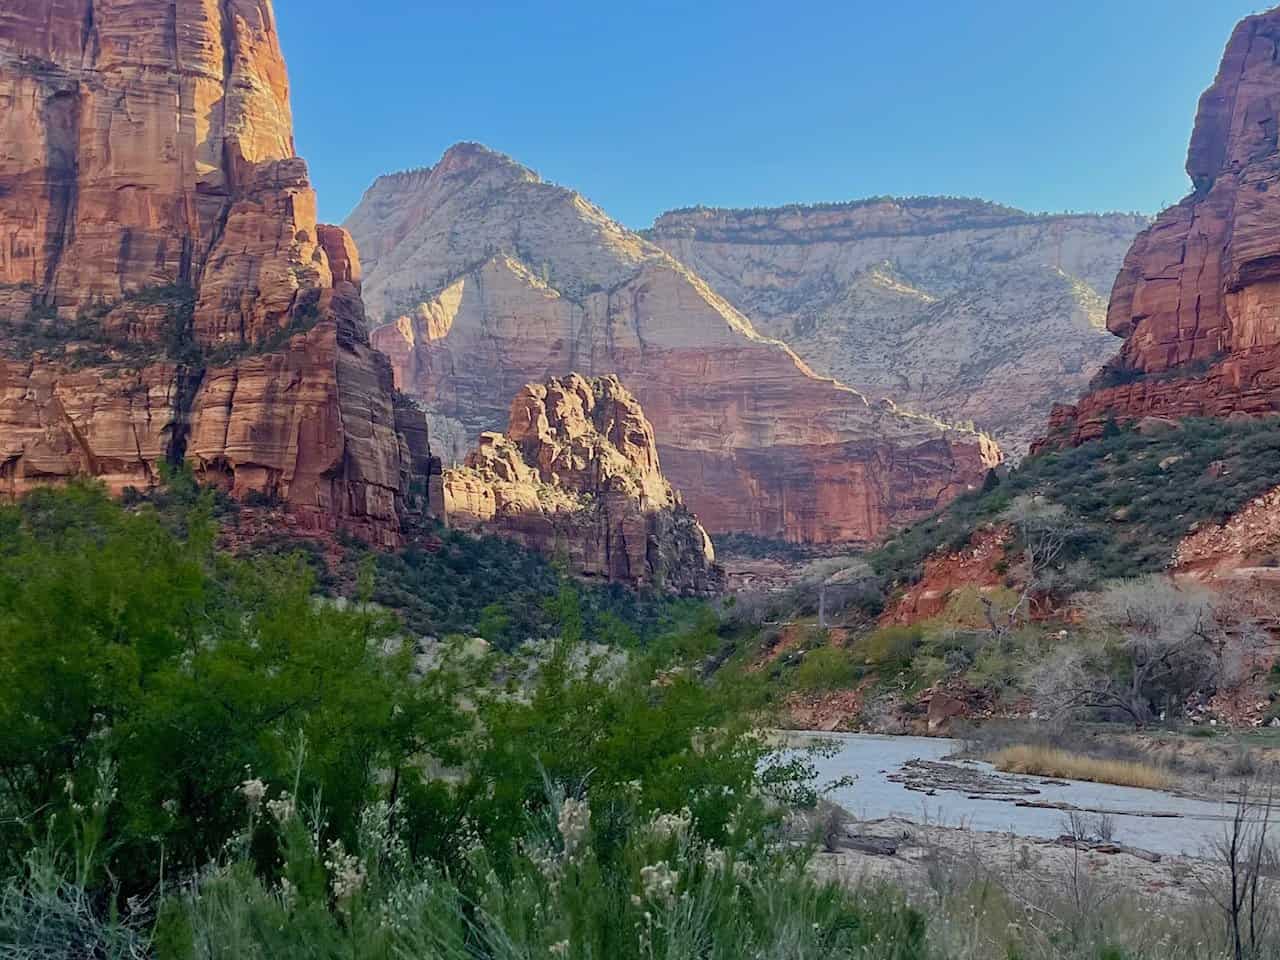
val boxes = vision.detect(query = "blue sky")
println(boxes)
[277,1,1266,228]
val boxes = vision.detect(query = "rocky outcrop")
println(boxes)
[648,203,1145,457]
[1041,8,1280,449]
[1175,485,1280,575]
[346,144,999,545]
[0,0,434,543]
[443,374,722,594]
[882,526,1011,626]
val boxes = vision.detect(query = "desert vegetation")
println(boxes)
[0,480,935,958]
[873,416,1280,584]
[1,473,1278,956]
[733,420,1280,747]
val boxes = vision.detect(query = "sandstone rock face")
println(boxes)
[346,144,999,545]
[443,374,722,594]
[1042,9,1280,448]
[0,0,433,543]
[647,203,1145,457]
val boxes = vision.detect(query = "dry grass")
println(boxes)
[989,744,1174,790]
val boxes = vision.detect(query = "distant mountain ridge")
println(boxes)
[648,201,1147,455]
[345,143,997,545]
[649,198,1142,242]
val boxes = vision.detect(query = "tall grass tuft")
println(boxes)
[989,744,1174,790]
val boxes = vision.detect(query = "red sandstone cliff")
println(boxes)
[0,0,434,542]
[345,144,1000,545]
[444,374,722,594]
[1040,7,1280,449]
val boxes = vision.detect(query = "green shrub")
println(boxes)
[857,624,924,668]
[793,645,861,691]
[0,482,775,906]
[143,783,929,960]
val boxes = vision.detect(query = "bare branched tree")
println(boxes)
[1196,781,1278,960]
[1032,575,1256,727]
[983,495,1081,636]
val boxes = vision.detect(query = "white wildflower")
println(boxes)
[237,777,266,814]
[703,847,727,873]
[266,791,295,824]
[550,941,570,957]
[523,840,561,883]
[648,807,692,842]
[639,861,679,908]
[557,797,591,860]
[325,839,367,913]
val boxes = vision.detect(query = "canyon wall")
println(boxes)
[0,0,434,543]
[346,144,999,545]
[648,203,1145,457]
[1040,7,1280,449]
[444,374,722,594]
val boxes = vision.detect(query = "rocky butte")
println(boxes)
[1040,5,1280,449]
[444,374,722,595]
[0,0,435,544]
[345,144,1001,545]
[648,202,1146,457]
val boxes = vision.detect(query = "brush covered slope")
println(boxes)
[344,144,999,545]
[443,374,722,595]
[0,0,435,544]
[1042,6,1280,449]
[649,201,1145,457]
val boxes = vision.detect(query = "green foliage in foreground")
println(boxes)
[871,416,1280,586]
[0,483,466,895]
[0,482,857,956]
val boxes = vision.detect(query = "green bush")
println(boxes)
[793,645,861,691]
[857,624,925,668]
[141,781,928,960]
[0,482,468,895]
[0,482,783,915]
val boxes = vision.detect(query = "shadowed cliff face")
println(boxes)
[1041,7,1280,449]
[0,0,433,544]
[647,203,1146,458]
[345,144,1000,546]
[444,374,723,595]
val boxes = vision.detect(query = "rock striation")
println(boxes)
[1040,7,1280,449]
[346,144,999,545]
[443,374,722,594]
[648,202,1145,458]
[0,0,435,543]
